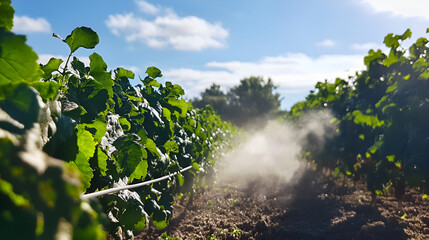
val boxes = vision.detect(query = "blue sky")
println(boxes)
[11,0,429,109]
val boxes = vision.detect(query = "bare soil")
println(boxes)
[135,169,429,240]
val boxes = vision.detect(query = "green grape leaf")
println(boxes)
[192,162,200,171]
[77,126,96,158]
[415,37,429,47]
[0,0,14,31]
[97,148,108,176]
[64,27,99,53]
[153,214,168,229]
[420,71,429,80]
[413,58,429,69]
[146,199,169,229]
[125,143,147,177]
[176,173,184,186]
[145,138,160,157]
[89,52,107,73]
[164,140,178,154]
[167,98,188,118]
[32,81,60,101]
[116,197,147,230]
[75,126,96,189]
[118,117,131,132]
[137,128,161,157]
[141,76,161,87]
[89,52,113,98]
[70,153,92,190]
[0,29,41,85]
[364,49,384,67]
[384,33,399,49]
[133,215,147,232]
[384,29,412,49]
[352,110,384,129]
[162,107,171,121]
[71,57,88,77]
[40,57,63,80]
[399,28,412,41]
[163,82,185,98]
[115,67,135,79]
[82,115,107,143]
[112,135,148,178]
[384,50,399,67]
[130,159,148,182]
[386,155,395,162]
[0,83,40,129]
[146,66,162,79]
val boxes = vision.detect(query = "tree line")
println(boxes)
[192,76,281,127]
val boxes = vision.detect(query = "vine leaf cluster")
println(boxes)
[0,1,236,239]
[289,28,429,203]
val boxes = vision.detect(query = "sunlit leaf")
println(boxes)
[89,52,113,98]
[32,81,60,101]
[118,117,131,132]
[0,29,41,84]
[64,26,99,53]
[386,155,395,162]
[164,140,178,154]
[0,0,14,31]
[130,159,148,182]
[146,66,162,79]
[115,67,135,79]
[97,148,108,176]
[40,57,63,79]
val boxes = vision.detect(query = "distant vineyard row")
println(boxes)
[288,28,429,203]
[0,1,236,239]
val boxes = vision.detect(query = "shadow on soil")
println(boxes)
[257,169,407,240]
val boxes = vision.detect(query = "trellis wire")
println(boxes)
[81,166,193,200]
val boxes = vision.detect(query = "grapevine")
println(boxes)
[0,1,236,239]
[288,28,429,204]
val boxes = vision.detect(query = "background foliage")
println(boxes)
[193,76,281,127]
[287,28,429,203]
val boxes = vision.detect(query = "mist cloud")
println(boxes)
[218,110,337,188]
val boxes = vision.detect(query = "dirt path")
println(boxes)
[136,169,429,240]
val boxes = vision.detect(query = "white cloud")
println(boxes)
[13,16,51,33]
[361,0,429,19]
[316,39,336,47]
[164,53,365,107]
[135,0,160,15]
[124,66,141,74]
[351,42,386,52]
[106,3,228,51]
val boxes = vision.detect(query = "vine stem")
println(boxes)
[61,52,73,77]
